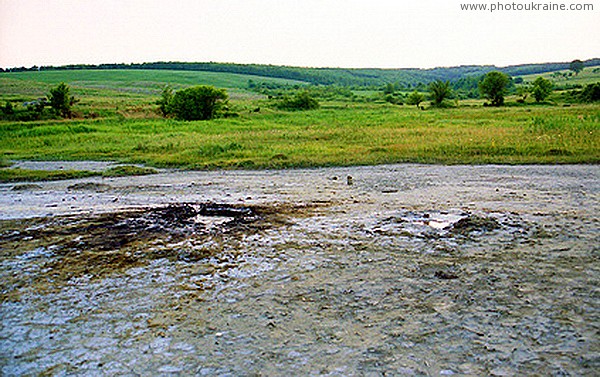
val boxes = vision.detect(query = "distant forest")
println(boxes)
[3,58,599,88]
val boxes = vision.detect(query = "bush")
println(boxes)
[2,101,14,115]
[278,91,320,110]
[384,94,403,105]
[406,90,425,108]
[48,82,76,118]
[581,82,600,102]
[157,85,174,116]
[562,82,600,103]
[169,85,228,121]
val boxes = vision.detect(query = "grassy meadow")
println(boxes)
[0,69,599,180]
[520,66,600,88]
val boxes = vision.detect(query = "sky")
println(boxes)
[0,0,598,69]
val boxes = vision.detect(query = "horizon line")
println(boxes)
[2,57,600,72]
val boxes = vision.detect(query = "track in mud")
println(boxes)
[0,164,598,376]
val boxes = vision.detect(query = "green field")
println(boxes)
[1,69,598,180]
[519,66,600,87]
[0,69,307,92]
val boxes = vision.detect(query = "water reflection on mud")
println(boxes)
[1,164,598,376]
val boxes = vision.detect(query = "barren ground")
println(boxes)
[1,164,598,376]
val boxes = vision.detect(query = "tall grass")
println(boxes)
[1,104,598,167]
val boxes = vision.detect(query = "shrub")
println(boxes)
[2,101,14,115]
[406,90,425,108]
[384,94,403,105]
[278,91,320,110]
[580,82,600,102]
[169,85,228,121]
[157,85,174,116]
[48,82,76,118]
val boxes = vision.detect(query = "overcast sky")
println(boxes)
[1,0,598,69]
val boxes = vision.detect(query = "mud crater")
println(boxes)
[0,202,317,300]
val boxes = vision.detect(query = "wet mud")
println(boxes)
[0,164,598,376]
[0,203,314,301]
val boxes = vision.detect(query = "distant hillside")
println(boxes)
[3,59,599,88]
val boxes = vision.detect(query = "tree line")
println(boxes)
[3,59,598,89]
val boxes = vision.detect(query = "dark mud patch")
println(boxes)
[0,202,322,300]
[449,214,500,236]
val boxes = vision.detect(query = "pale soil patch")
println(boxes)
[1,164,598,376]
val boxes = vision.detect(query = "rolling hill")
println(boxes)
[3,58,599,88]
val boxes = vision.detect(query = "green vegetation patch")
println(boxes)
[0,168,99,183]
[1,69,599,170]
[0,165,158,183]
[102,165,158,177]
[3,104,597,168]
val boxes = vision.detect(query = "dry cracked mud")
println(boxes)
[1,164,598,376]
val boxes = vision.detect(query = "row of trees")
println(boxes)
[6,59,597,89]
[403,71,556,108]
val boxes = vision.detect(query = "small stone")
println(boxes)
[435,270,459,280]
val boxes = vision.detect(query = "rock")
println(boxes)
[197,203,255,218]
[435,270,459,280]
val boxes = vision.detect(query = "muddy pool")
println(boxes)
[1,164,598,376]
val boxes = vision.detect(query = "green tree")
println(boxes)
[406,90,425,108]
[169,85,228,120]
[48,82,76,118]
[531,77,554,102]
[479,71,510,106]
[569,59,584,75]
[428,80,452,107]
